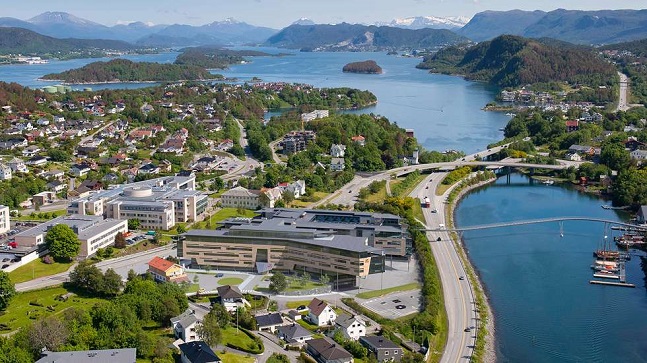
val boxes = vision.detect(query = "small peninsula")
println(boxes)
[41,59,221,83]
[342,60,383,74]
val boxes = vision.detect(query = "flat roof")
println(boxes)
[15,215,125,241]
[35,348,136,363]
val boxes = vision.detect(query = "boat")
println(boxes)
[593,250,621,260]
[542,180,554,185]
[593,271,620,279]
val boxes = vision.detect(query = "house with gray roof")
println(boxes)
[360,336,403,362]
[334,314,366,341]
[255,312,284,332]
[307,337,353,363]
[171,309,200,343]
[35,348,137,363]
[278,323,313,345]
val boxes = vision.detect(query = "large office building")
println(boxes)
[67,175,207,230]
[14,214,127,258]
[178,208,409,288]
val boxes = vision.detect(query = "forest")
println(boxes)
[342,60,383,74]
[174,47,271,69]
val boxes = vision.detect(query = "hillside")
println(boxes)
[417,35,617,88]
[0,27,135,55]
[458,9,647,44]
[264,23,468,51]
[174,47,271,69]
[40,59,220,83]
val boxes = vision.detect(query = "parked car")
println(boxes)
[1,264,8,269]
[215,273,224,278]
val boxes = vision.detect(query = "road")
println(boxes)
[411,174,476,363]
[617,72,630,112]
[15,244,175,292]
[268,139,285,165]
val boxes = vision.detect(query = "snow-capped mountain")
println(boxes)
[377,16,470,30]
[291,18,316,26]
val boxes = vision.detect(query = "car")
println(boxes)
[348,190,352,193]
[1,258,9,262]
[296,305,307,311]
[459,276,465,280]
[215,273,224,278]
[1,264,8,269]
[392,299,401,303]
[436,237,441,241]
[464,327,471,332]
[425,186,429,189]
[461,158,466,161]
[431,209,437,213]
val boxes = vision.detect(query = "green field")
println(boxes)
[355,283,421,299]
[285,300,311,309]
[219,351,256,363]
[8,259,74,284]
[15,209,67,221]
[218,277,244,285]
[192,208,256,229]
[221,326,259,351]
[0,287,102,332]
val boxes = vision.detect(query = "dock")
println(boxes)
[589,280,636,288]
[593,273,620,279]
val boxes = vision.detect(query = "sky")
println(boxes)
[7,0,646,28]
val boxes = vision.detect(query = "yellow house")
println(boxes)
[147,256,189,283]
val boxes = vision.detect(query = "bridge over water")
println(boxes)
[422,217,647,232]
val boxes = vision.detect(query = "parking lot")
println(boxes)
[362,290,422,319]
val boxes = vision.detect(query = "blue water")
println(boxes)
[0,49,509,152]
[455,174,647,363]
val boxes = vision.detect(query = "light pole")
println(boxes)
[381,251,385,291]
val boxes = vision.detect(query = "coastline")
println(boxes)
[35,77,225,85]
[448,177,498,363]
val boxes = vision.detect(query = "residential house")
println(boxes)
[565,120,579,132]
[306,337,353,363]
[624,137,646,151]
[334,314,366,341]
[47,180,67,193]
[262,187,283,208]
[148,256,189,283]
[277,323,313,346]
[565,152,582,162]
[359,336,404,362]
[218,139,234,151]
[220,186,260,209]
[255,312,284,332]
[351,135,365,146]
[217,285,249,312]
[171,309,200,343]
[193,156,219,171]
[630,150,647,163]
[43,170,64,180]
[568,145,594,157]
[277,180,306,199]
[308,298,337,327]
[70,163,92,177]
[330,144,346,158]
[138,163,160,175]
[35,348,137,363]
[0,163,12,180]
[7,157,28,173]
[179,341,221,363]
[330,157,345,171]
[27,155,48,166]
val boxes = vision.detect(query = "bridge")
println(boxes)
[422,217,647,232]
[391,160,572,177]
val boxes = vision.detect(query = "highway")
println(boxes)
[617,72,630,112]
[411,174,476,363]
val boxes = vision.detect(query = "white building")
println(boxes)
[220,186,260,209]
[7,158,28,173]
[13,214,127,258]
[334,314,366,341]
[0,205,9,235]
[630,149,647,162]
[301,109,329,122]
[307,298,337,327]
[330,144,346,158]
[330,157,345,171]
[0,163,12,180]
[171,309,200,343]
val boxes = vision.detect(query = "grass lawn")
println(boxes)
[285,279,325,292]
[182,283,201,293]
[0,286,103,332]
[291,191,329,207]
[365,183,388,203]
[221,326,257,350]
[297,318,320,332]
[15,209,67,221]
[8,259,74,284]
[356,283,421,299]
[398,174,427,197]
[218,277,244,285]
[209,190,225,198]
[412,199,425,223]
[218,351,256,363]
[285,300,311,309]
[436,184,451,196]
[193,208,256,229]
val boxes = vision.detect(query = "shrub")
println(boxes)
[42,255,54,264]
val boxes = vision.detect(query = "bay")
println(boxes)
[455,174,647,363]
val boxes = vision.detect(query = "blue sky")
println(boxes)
[9,0,646,28]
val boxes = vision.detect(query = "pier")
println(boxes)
[589,280,636,288]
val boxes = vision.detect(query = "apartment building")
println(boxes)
[0,205,9,235]
[220,186,260,209]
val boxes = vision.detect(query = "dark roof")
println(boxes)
[360,336,401,350]
[178,170,194,177]
[255,312,283,327]
[35,348,137,363]
[277,323,312,342]
[71,163,91,170]
[308,298,329,317]
[307,337,353,361]
[139,163,158,171]
[216,285,243,299]
[178,341,221,363]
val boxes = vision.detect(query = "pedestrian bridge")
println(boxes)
[392,160,571,177]
[422,217,646,232]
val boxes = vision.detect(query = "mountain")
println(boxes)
[140,18,277,46]
[378,16,470,30]
[264,23,468,51]
[109,22,168,43]
[27,11,115,39]
[416,35,617,88]
[457,10,547,41]
[291,18,316,26]
[0,27,135,55]
[458,9,647,45]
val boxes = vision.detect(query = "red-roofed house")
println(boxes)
[147,256,188,283]
[307,298,337,327]
[351,135,366,146]
[565,120,579,132]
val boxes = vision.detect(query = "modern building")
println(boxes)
[35,348,137,363]
[179,341,221,363]
[14,214,127,258]
[0,205,9,235]
[301,110,329,122]
[148,256,189,283]
[281,130,316,154]
[67,175,205,230]
[359,336,404,362]
[307,337,354,363]
[220,186,260,209]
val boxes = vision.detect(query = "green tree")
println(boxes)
[267,353,291,363]
[196,310,222,347]
[0,272,15,311]
[45,224,80,261]
[128,218,141,230]
[320,274,330,285]
[269,271,288,294]
[209,302,231,328]
[69,261,104,294]
[212,177,224,191]
[114,232,127,248]
[127,269,138,281]
[600,142,631,171]
[176,225,187,234]
[101,269,124,296]
[27,316,70,352]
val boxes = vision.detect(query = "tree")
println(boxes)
[45,224,80,261]
[196,310,222,347]
[269,272,288,294]
[128,218,141,230]
[127,269,138,281]
[320,274,330,285]
[600,143,631,171]
[209,302,231,328]
[176,224,187,234]
[212,177,224,191]
[114,232,127,248]
[0,272,15,311]
[267,353,291,363]
[101,268,124,296]
[69,261,104,294]
[282,190,295,205]
[27,316,69,352]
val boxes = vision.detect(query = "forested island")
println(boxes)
[40,59,221,83]
[174,47,271,69]
[342,60,383,74]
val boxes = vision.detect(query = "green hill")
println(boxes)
[0,27,135,55]
[417,35,617,88]
[41,59,219,83]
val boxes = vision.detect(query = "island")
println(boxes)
[40,59,222,83]
[342,60,383,74]
[174,47,271,69]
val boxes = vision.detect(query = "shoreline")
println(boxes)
[35,77,226,85]
[448,177,498,363]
